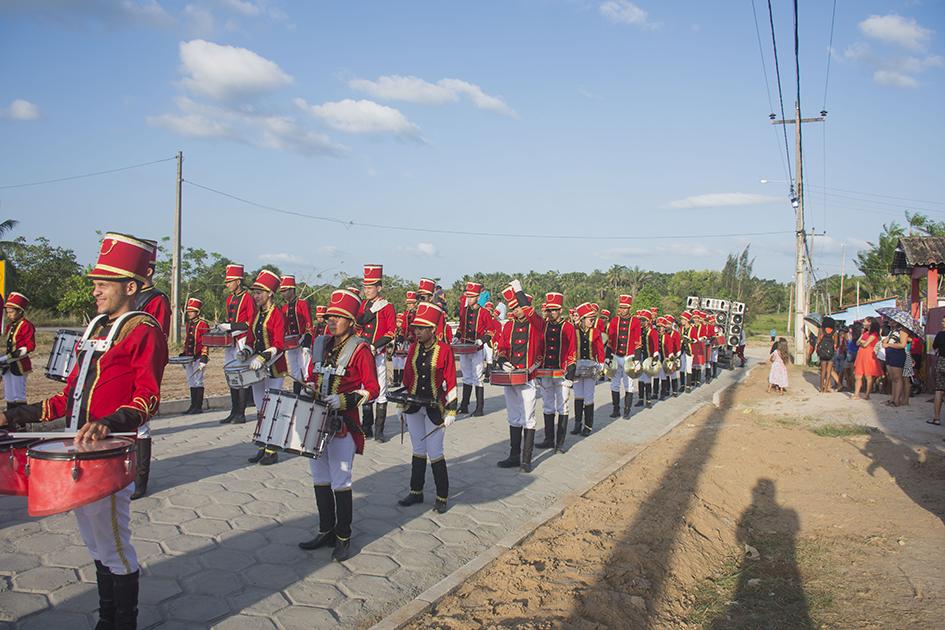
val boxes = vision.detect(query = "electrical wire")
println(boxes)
[822,0,838,111]
[0,157,177,189]
[751,0,792,186]
[184,179,793,242]
[767,0,795,195]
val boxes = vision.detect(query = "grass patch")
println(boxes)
[747,311,790,339]
[810,424,874,438]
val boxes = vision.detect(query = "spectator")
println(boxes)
[831,328,848,391]
[768,337,790,395]
[882,322,910,407]
[910,333,925,394]
[816,319,839,393]
[929,314,945,426]
[853,318,883,400]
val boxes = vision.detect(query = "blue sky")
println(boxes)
[1,0,943,287]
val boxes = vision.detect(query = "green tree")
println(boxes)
[6,236,82,310]
[57,270,96,321]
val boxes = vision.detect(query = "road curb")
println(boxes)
[156,394,230,417]
[367,363,759,630]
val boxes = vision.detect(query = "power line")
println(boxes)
[185,179,792,242]
[804,184,945,207]
[822,0,838,111]
[751,0,792,186]
[766,0,795,194]
[0,157,177,189]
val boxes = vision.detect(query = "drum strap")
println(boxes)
[67,311,149,431]
[313,335,365,399]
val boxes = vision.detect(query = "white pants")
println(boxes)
[710,348,719,362]
[2,372,26,403]
[373,353,388,404]
[484,344,494,365]
[459,349,485,386]
[573,377,596,402]
[610,355,637,393]
[184,362,205,387]
[308,433,356,490]
[503,379,538,429]
[224,345,239,373]
[405,408,445,460]
[682,353,691,374]
[285,347,306,382]
[252,377,285,415]
[74,483,137,575]
[540,376,569,414]
[392,354,406,370]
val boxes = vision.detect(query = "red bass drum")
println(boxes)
[0,438,39,495]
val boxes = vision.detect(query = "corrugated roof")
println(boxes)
[891,236,945,274]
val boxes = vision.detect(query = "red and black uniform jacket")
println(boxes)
[497,301,545,381]
[312,320,329,337]
[644,327,660,357]
[252,305,287,377]
[669,329,682,356]
[136,286,171,338]
[356,297,397,351]
[5,317,36,376]
[458,303,493,344]
[6,315,167,432]
[607,316,642,357]
[542,318,577,374]
[398,308,417,344]
[226,289,257,346]
[306,335,380,455]
[576,326,605,364]
[182,317,210,364]
[281,298,313,347]
[402,339,457,424]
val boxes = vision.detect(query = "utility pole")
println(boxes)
[170,151,183,346]
[839,243,845,308]
[772,102,825,364]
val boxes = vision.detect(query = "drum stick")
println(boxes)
[421,425,443,441]
[2,432,138,439]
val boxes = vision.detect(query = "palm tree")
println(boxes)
[606,264,627,291]
[625,266,651,295]
[0,219,18,259]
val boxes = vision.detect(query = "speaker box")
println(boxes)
[731,313,743,325]
[718,299,730,311]
[715,312,728,325]
[729,323,742,336]
[731,302,746,315]
[728,335,740,347]
[687,296,701,309]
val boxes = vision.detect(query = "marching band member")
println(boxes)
[2,292,35,410]
[356,264,397,441]
[637,310,658,407]
[180,297,210,414]
[131,239,170,499]
[482,300,496,374]
[689,311,707,388]
[279,275,313,395]
[707,313,720,382]
[392,291,419,387]
[456,281,492,417]
[396,302,456,513]
[313,305,329,336]
[606,295,642,419]
[417,277,452,343]
[219,264,257,425]
[299,289,379,561]
[572,302,605,438]
[0,231,167,630]
[246,270,288,466]
[598,308,611,346]
[495,281,544,473]
[666,315,682,397]
[680,311,694,392]
[537,292,576,450]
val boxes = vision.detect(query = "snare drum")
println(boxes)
[254,389,339,458]
[45,329,82,382]
[451,342,478,355]
[535,368,564,379]
[168,355,195,366]
[490,369,528,386]
[224,359,267,388]
[26,437,136,517]
[203,331,236,347]
[284,334,301,350]
[574,359,600,379]
[0,437,39,495]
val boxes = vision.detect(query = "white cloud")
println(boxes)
[834,36,943,88]
[258,252,309,265]
[182,4,215,35]
[398,242,439,257]
[220,0,261,16]
[179,39,292,100]
[859,14,932,51]
[294,97,421,137]
[347,75,517,117]
[599,1,653,28]
[3,99,40,121]
[666,193,780,209]
[873,69,919,88]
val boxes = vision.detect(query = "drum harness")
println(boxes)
[311,334,366,437]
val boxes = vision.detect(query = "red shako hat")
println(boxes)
[501,286,518,310]
[327,289,361,320]
[363,264,383,286]
[88,232,152,284]
[5,292,29,311]
[601,309,611,318]
[186,297,203,311]
[543,292,564,310]
[413,302,445,328]
[618,294,633,307]
[405,291,418,303]
[315,305,326,316]
[576,302,596,319]
[252,269,281,293]
[279,275,297,290]
[464,282,483,297]
[418,278,435,295]
[225,264,244,283]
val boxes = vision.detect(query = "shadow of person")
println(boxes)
[711,478,813,630]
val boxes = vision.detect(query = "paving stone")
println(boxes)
[197,547,256,572]
[13,566,78,593]
[341,552,399,577]
[216,530,270,552]
[179,517,232,537]
[340,574,402,601]
[149,506,198,525]
[12,533,70,555]
[434,527,481,547]
[142,554,203,580]
[138,575,184,605]
[181,568,244,596]
[166,493,213,509]
[284,581,345,608]
[242,563,299,590]
[163,593,231,623]
[253,542,303,566]
[229,514,278,532]
[0,551,40,575]
[0,591,47,621]
[43,545,95,570]
[162,533,213,555]
[133,522,181,542]
[193,503,244,520]
[227,588,291,617]
[274,604,339,630]
[15,609,91,630]
[212,491,254,506]
[46,580,97,610]
[389,530,441,552]
[213,614,278,629]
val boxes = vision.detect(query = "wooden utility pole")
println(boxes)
[772,102,825,364]
[170,151,183,346]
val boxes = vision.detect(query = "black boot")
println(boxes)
[458,384,472,414]
[635,382,645,406]
[610,391,621,418]
[520,428,535,473]
[672,378,679,397]
[299,484,336,549]
[332,488,353,561]
[623,392,634,419]
[662,379,670,400]
[684,371,691,393]
[220,387,239,423]
[231,388,247,424]
[554,414,568,453]
[398,455,426,506]
[130,438,150,500]
[94,561,115,630]
[645,383,653,408]
[472,386,485,416]
[248,447,265,463]
[571,400,584,435]
[652,379,660,402]
[292,380,303,396]
[431,458,449,513]
[186,387,204,414]
[111,570,139,630]
[497,426,522,468]
[581,405,594,436]
[537,414,555,448]
[374,403,388,442]
[362,404,374,439]
[259,448,279,465]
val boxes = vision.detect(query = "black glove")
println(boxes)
[178,352,188,357]
[565,364,576,381]
[634,348,644,361]
[199,356,209,365]
[300,333,313,348]
[605,348,613,360]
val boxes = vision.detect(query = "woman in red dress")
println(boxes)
[853,317,883,400]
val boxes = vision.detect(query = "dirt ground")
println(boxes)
[408,359,945,629]
[1,330,236,405]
